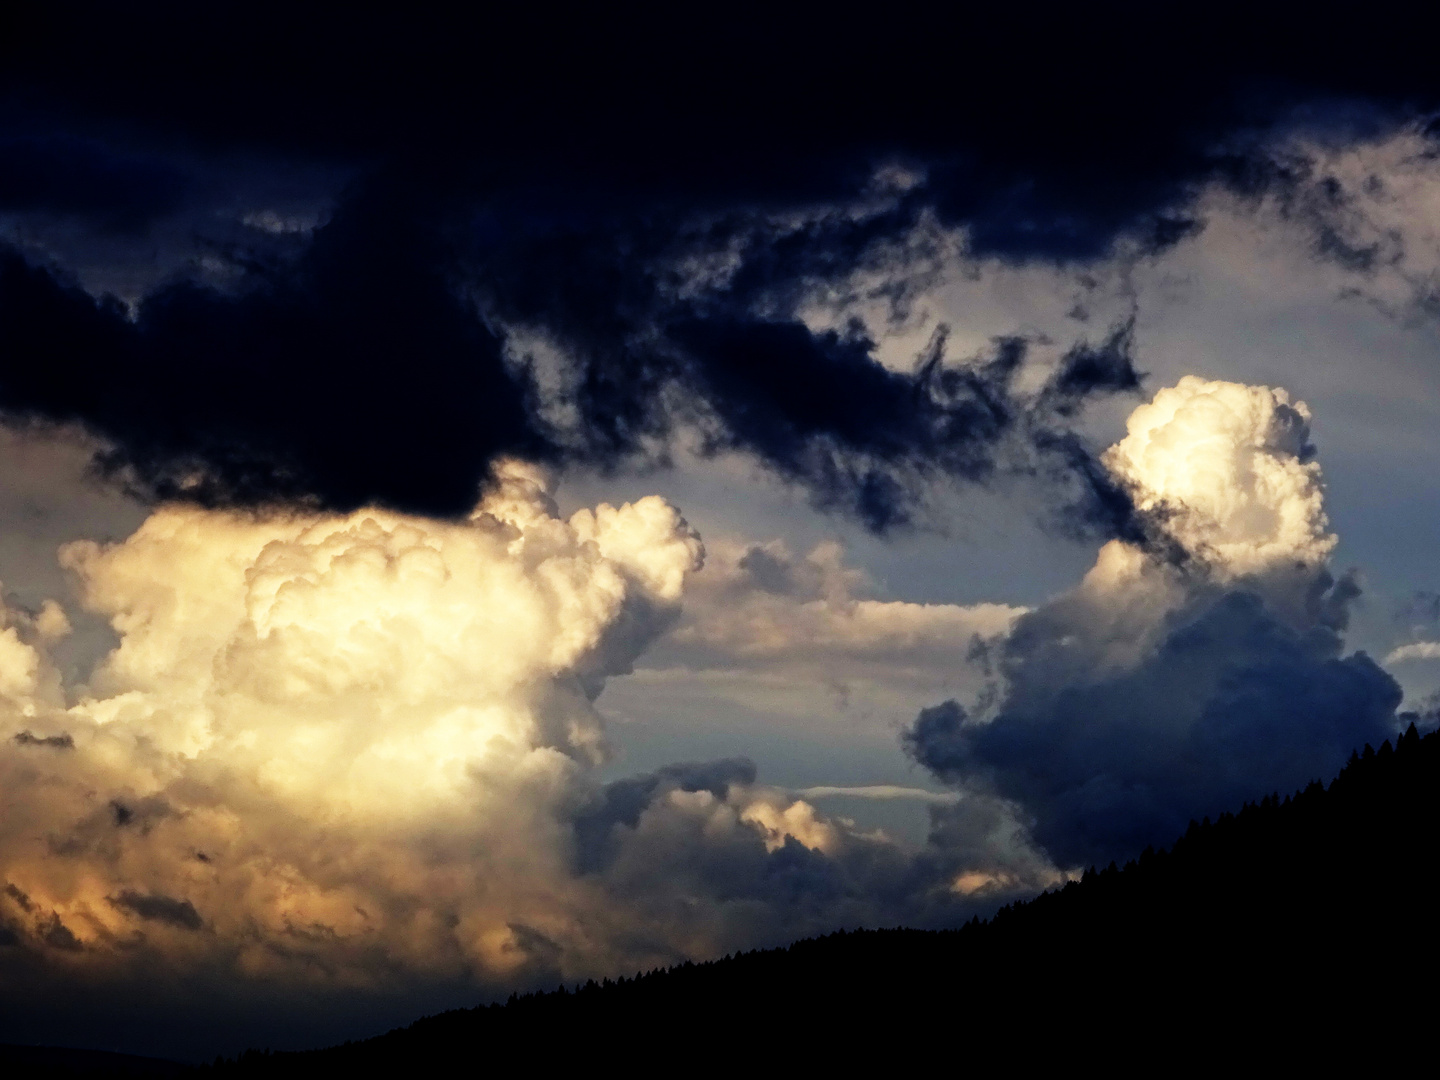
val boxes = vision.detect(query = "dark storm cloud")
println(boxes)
[1029,428,1161,550]
[0,135,187,230]
[461,189,1045,530]
[666,318,1020,531]
[0,6,1431,527]
[1028,322,1165,546]
[0,177,1146,529]
[1042,321,1145,415]
[906,586,1402,868]
[0,177,545,517]
[9,7,1425,244]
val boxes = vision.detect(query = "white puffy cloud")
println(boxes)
[0,462,729,989]
[1103,374,1332,577]
[1385,641,1440,664]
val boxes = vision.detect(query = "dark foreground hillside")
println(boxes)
[16,726,1440,1074]
[215,725,1439,1073]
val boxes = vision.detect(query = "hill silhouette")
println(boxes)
[201,723,1440,1074]
[0,1044,193,1078]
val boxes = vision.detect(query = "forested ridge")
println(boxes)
[12,724,1438,1075]
[216,724,1439,1072]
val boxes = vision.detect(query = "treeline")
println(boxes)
[212,724,1440,1073]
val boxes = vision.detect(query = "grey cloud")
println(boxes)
[1399,589,1440,627]
[107,796,173,832]
[503,923,563,976]
[110,891,203,931]
[569,757,1058,966]
[0,135,188,230]
[1398,691,1440,733]
[12,731,73,749]
[4,883,31,911]
[737,546,801,596]
[918,794,1059,894]
[904,701,973,781]
[592,789,897,944]
[572,759,756,875]
[907,585,1401,867]
[794,785,959,803]
[40,913,82,951]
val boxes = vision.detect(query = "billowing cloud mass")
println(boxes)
[0,467,731,1012]
[1103,377,1332,575]
[907,377,1401,866]
[0,461,1049,1052]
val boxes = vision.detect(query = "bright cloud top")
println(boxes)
[1385,641,1440,664]
[1103,374,1332,576]
[62,461,700,790]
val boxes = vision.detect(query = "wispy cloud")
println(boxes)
[796,785,961,804]
[1386,641,1440,664]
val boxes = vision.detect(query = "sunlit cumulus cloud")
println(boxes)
[0,460,1031,1045]
[1386,641,1440,664]
[907,376,1400,867]
[0,465,719,987]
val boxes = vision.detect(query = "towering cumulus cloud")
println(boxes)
[907,377,1401,867]
[0,465,712,1027]
[0,463,987,1052]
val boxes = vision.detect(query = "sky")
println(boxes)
[2,5,1440,1060]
